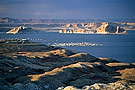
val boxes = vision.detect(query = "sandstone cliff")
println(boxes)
[6,26,36,34]
[6,26,27,34]
[97,22,127,34]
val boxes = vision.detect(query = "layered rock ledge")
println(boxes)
[0,39,135,90]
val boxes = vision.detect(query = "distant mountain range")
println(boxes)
[0,17,135,23]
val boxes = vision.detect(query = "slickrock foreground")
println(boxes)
[0,39,135,90]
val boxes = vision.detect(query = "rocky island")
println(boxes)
[6,26,36,34]
[0,39,135,90]
[59,22,127,34]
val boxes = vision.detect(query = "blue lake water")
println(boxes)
[0,30,135,63]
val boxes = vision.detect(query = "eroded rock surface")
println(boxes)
[0,39,135,90]
[97,22,127,34]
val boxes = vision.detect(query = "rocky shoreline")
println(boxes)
[0,39,135,90]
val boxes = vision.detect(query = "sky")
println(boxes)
[0,0,135,19]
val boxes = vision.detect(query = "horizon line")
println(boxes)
[1,17,135,20]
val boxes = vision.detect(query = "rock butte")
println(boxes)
[97,22,127,34]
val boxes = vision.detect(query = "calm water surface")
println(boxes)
[0,30,135,63]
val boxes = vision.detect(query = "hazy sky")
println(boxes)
[0,0,135,19]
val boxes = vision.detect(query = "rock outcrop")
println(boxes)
[6,26,34,34]
[60,82,135,90]
[64,23,86,28]
[97,22,127,34]
[0,39,135,90]
[60,22,128,34]
[85,22,101,29]
[6,26,27,34]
